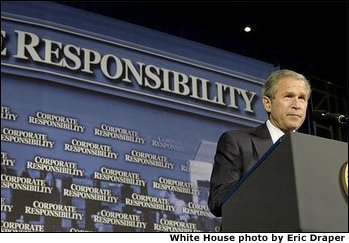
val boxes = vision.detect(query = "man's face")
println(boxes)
[263,77,309,133]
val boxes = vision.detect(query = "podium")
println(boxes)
[221,132,348,232]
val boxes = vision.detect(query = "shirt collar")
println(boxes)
[266,120,285,144]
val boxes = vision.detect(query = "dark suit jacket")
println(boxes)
[208,123,273,217]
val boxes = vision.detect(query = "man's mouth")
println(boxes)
[288,114,301,117]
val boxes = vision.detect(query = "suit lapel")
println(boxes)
[250,124,273,160]
[252,136,273,160]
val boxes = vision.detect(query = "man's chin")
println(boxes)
[288,116,304,124]
[286,123,302,131]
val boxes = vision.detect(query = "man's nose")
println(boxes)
[291,98,301,109]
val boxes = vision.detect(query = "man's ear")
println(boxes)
[263,96,272,113]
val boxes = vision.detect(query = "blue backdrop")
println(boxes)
[1,2,277,232]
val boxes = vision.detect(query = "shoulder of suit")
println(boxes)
[223,126,257,136]
[223,124,267,137]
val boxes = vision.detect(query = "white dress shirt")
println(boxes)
[266,120,285,144]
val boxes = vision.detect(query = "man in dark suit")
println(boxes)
[208,69,311,217]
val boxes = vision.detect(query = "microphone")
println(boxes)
[312,110,348,126]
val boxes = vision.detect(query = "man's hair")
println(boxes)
[262,69,311,99]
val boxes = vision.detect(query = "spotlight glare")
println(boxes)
[244,26,251,32]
